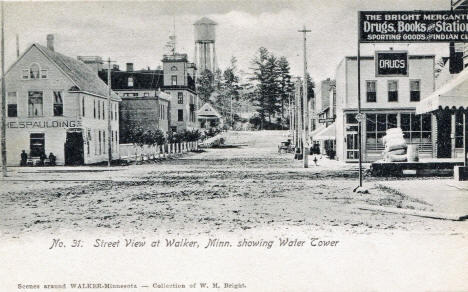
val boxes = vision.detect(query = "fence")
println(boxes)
[119,141,199,163]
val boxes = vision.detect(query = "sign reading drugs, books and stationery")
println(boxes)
[360,10,468,43]
[375,50,408,76]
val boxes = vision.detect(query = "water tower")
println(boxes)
[194,17,217,73]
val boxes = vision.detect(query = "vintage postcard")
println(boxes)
[0,0,467,291]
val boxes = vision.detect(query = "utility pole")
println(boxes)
[106,58,114,167]
[1,1,7,177]
[294,78,302,160]
[299,26,311,168]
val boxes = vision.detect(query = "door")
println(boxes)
[436,112,451,158]
[346,132,359,160]
[64,131,84,165]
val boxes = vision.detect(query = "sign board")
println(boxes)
[355,113,366,122]
[319,118,335,123]
[7,120,83,129]
[359,10,468,43]
[375,50,408,77]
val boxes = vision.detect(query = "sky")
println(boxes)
[3,0,451,82]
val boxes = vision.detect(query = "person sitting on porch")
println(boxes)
[20,150,28,166]
[48,152,56,166]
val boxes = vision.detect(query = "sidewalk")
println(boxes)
[378,179,468,216]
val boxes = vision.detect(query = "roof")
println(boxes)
[98,69,164,91]
[34,44,119,100]
[197,103,221,118]
[416,67,468,114]
[194,17,217,25]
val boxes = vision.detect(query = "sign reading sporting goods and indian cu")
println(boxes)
[360,11,468,43]
[375,50,408,77]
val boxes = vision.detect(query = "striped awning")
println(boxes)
[312,123,336,141]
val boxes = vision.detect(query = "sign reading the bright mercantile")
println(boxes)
[359,10,468,43]
[375,50,408,77]
[7,120,83,129]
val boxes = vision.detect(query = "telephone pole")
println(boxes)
[294,78,302,160]
[1,1,7,177]
[299,26,311,168]
[107,58,115,167]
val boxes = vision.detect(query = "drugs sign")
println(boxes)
[359,10,468,43]
[375,50,408,77]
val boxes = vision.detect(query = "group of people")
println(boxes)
[20,150,56,166]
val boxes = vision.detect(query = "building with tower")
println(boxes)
[194,17,217,73]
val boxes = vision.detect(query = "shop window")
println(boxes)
[29,64,40,79]
[401,113,432,144]
[455,112,465,148]
[366,113,397,151]
[178,92,183,104]
[7,92,17,117]
[410,80,421,102]
[178,109,183,121]
[28,91,43,117]
[172,75,177,86]
[53,91,63,116]
[388,80,398,102]
[346,113,358,124]
[30,133,45,157]
[366,81,376,103]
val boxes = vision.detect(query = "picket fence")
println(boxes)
[119,141,199,162]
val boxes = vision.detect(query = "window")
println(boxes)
[144,92,149,97]
[40,70,48,79]
[98,100,101,119]
[172,75,177,86]
[87,129,91,156]
[22,69,29,79]
[366,113,397,151]
[401,113,432,144]
[102,101,105,120]
[29,64,40,79]
[94,100,96,118]
[128,77,134,87]
[178,109,183,121]
[171,66,178,71]
[123,93,138,97]
[455,112,465,148]
[82,97,85,117]
[178,92,183,104]
[98,130,102,155]
[30,133,45,157]
[28,91,43,117]
[53,91,63,116]
[410,80,421,102]
[366,81,376,102]
[7,92,17,117]
[388,80,398,102]
[114,104,118,121]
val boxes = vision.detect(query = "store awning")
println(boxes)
[416,68,468,114]
[312,123,336,141]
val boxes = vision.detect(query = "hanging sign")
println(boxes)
[375,50,408,76]
[360,10,468,43]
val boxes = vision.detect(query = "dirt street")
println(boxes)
[1,131,467,238]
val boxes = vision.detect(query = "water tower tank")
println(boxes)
[194,17,217,43]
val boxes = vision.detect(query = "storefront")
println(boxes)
[334,53,436,162]
[3,38,120,166]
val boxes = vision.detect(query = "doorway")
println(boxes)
[346,133,359,160]
[436,111,451,158]
[64,130,84,165]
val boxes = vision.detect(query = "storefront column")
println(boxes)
[451,113,456,158]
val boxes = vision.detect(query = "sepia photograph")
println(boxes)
[0,0,467,291]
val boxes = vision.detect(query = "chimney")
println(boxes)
[126,63,133,72]
[47,34,54,51]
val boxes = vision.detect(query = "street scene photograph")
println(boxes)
[0,0,468,291]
